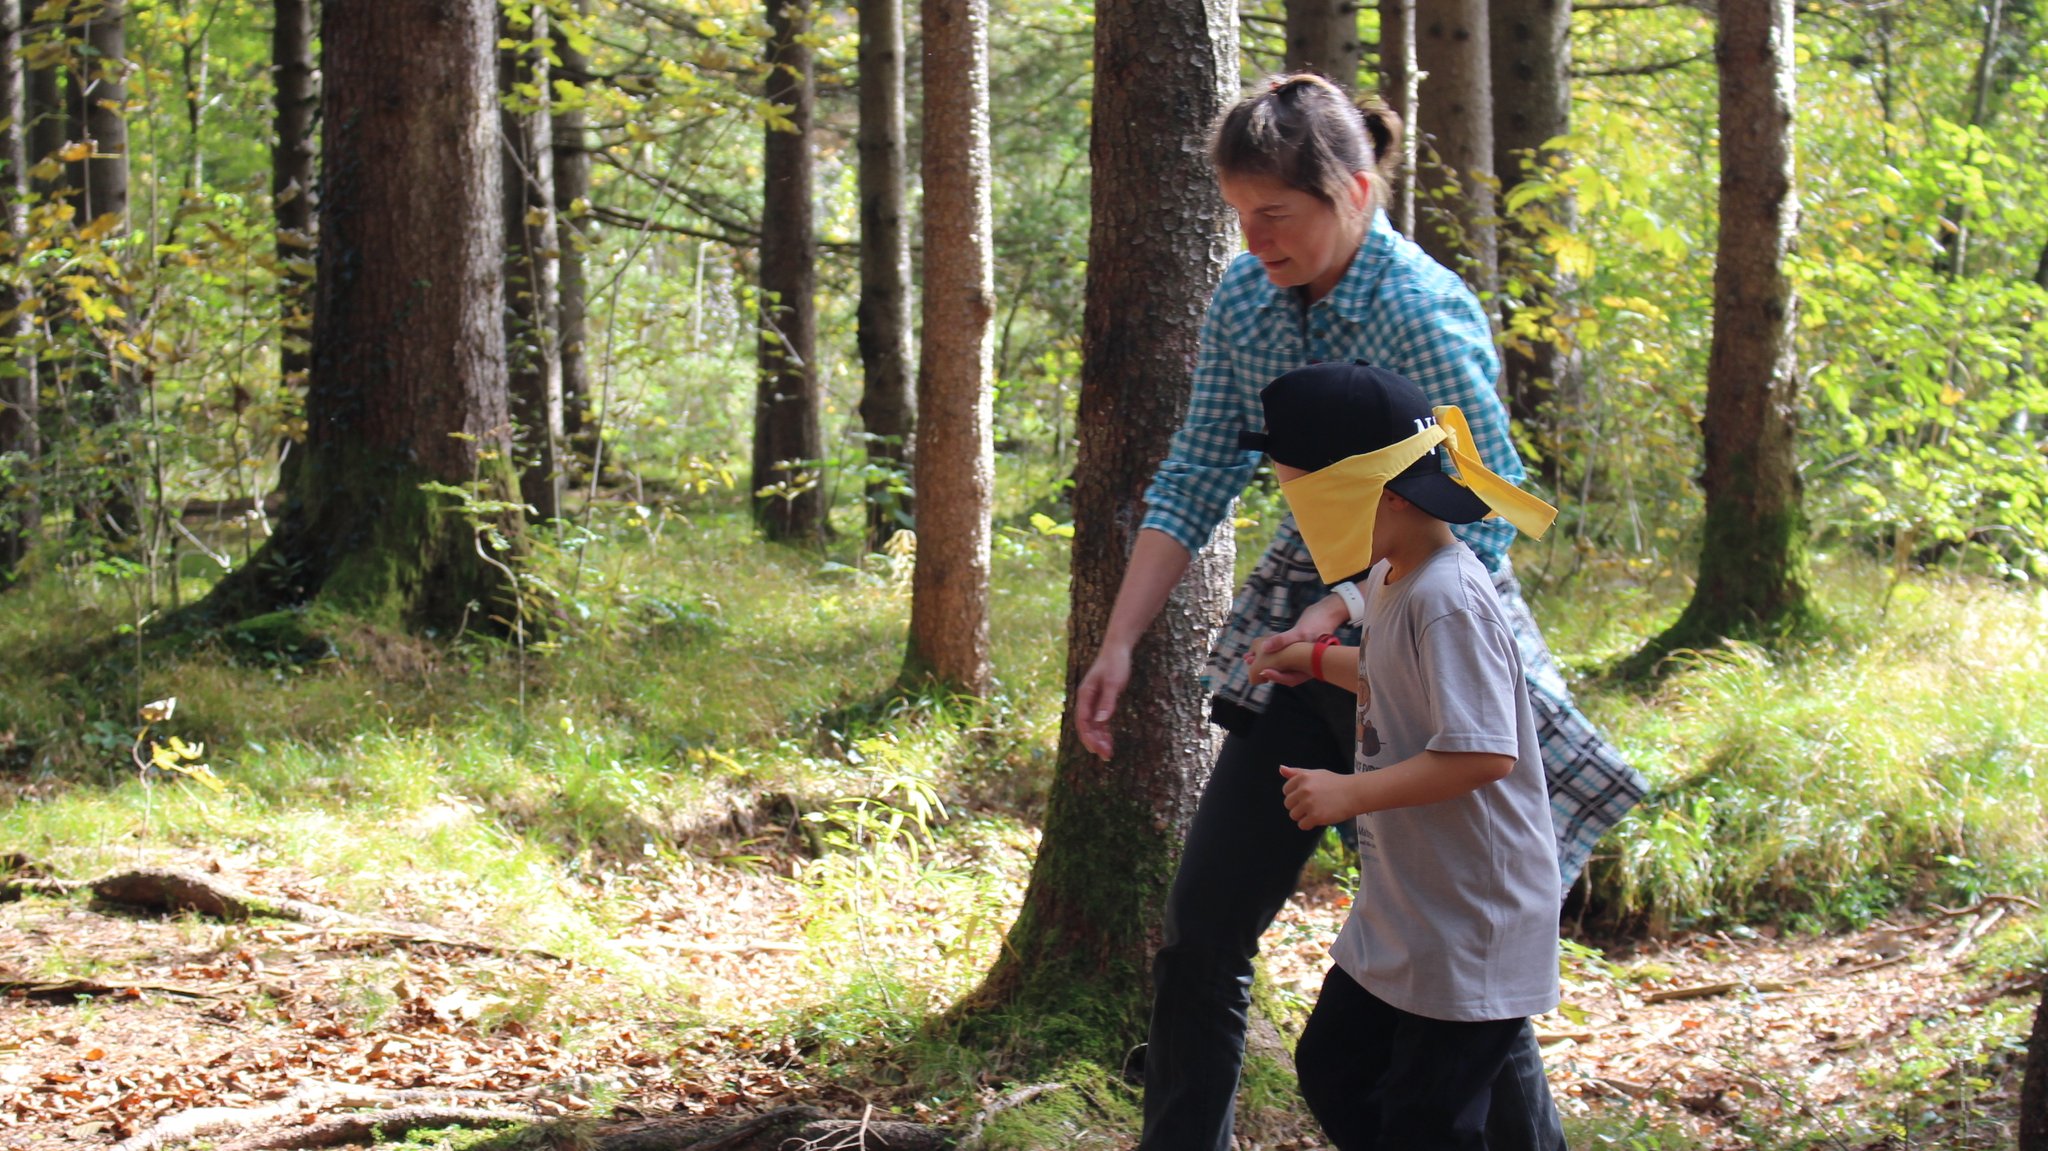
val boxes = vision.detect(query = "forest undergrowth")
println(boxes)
[1,491,2045,1149]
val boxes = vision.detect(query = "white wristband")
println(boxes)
[1333,580,1366,626]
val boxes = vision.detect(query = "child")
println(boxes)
[1242,361,1565,1150]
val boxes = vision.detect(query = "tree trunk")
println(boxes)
[753,0,823,541]
[555,0,594,464]
[1491,0,1575,488]
[0,0,33,580]
[1286,0,1361,88]
[1627,0,1808,672]
[191,0,519,635]
[2023,976,2048,1150]
[904,0,994,694]
[272,0,315,401]
[1413,0,1497,298]
[68,0,135,541]
[1934,0,2004,280]
[1376,0,1415,235]
[500,0,563,521]
[958,0,1236,1065]
[856,0,914,552]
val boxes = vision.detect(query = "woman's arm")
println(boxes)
[1075,530,1191,758]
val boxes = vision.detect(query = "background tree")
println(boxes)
[1624,0,1808,671]
[193,0,520,633]
[1376,0,1415,234]
[1491,0,1576,487]
[856,0,914,552]
[1285,0,1360,87]
[1412,0,1496,296]
[554,0,594,465]
[67,0,135,542]
[904,0,995,694]
[501,0,563,521]
[2025,984,2048,1149]
[752,0,823,541]
[271,0,315,407]
[0,0,32,580]
[961,0,1237,1060]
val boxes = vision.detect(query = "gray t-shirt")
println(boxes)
[1328,542,1561,1022]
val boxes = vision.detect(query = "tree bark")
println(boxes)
[856,0,914,552]
[1628,0,1809,671]
[190,0,520,635]
[753,0,823,541]
[554,0,594,461]
[500,0,563,521]
[905,0,994,694]
[1286,0,1361,88]
[1491,0,1575,488]
[1934,0,2004,280]
[1413,0,1497,298]
[0,0,33,580]
[1376,0,1416,234]
[68,0,136,541]
[959,0,1236,1065]
[272,0,315,401]
[2023,975,2048,1150]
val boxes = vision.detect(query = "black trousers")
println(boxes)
[1299,966,1527,1150]
[1136,680,1564,1151]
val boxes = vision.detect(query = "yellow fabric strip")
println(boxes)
[1432,406,1558,540]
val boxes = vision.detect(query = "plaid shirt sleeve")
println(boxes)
[1138,268,1264,553]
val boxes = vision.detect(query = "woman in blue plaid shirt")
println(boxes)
[1074,75,1643,1151]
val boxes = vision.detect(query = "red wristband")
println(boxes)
[1310,633,1338,682]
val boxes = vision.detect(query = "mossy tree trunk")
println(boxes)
[194,0,519,635]
[1490,0,1575,490]
[855,0,914,553]
[957,0,1236,1066]
[1626,0,1809,674]
[0,0,35,582]
[753,0,823,541]
[904,0,994,695]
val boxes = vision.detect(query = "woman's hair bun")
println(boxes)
[1357,102,1402,169]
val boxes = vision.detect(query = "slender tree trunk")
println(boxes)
[1286,0,1361,88]
[0,0,35,580]
[1413,0,1497,297]
[1935,0,2004,280]
[905,0,994,693]
[1627,0,1808,671]
[856,0,914,552]
[753,0,823,541]
[959,0,1236,1063]
[501,0,562,521]
[191,0,519,635]
[1491,0,1575,488]
[555,0,594,462]
[67,0,135,542]
[272,0,315,402]
[1376,0,1415,235]
[2023,977,2048,1150]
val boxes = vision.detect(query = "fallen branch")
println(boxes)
[0,875,90,902]
[2,978,215,1001]
[955,1083,1066,1151]
[212,1106,534,1151]
[1640,978,1804,1004]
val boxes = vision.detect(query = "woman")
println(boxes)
[1073,74,1644,1151]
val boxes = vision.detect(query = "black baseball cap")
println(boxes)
[1240,361,1492,524]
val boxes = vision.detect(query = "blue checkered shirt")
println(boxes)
[1140,214,1644,888]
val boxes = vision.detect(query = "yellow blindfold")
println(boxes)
[1277,406,1558,585]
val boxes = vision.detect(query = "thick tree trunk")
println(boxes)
[272,0,315,401]
[501,1,563,521]
[1376,0,1415,235]
[1491,0,1575,488]
[960,0,1236,1064]
[856,0,914,552]
[555,0,594,461]
[1285,0,1361,88]
[192,0,519,634]
[0,0,33,580]
[753,0,823,541]
[1413,0,1497,297]
[1630,0,1808,670]
[2024,976,2048,1150]
[905,0,994,694]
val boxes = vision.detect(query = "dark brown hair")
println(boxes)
[1210,73,1403,214]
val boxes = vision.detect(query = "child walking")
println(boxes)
[1244,360,1566,1150]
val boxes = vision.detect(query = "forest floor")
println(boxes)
[1,844,2036,1151]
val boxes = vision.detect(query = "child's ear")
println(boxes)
[1383,489,1414,510]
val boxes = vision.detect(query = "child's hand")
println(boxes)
[1278,765,1363,829]
[1246,636,1312,686]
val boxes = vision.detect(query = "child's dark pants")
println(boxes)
[1135,678,1564,1151]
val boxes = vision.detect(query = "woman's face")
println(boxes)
[1218,170,1370,304]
